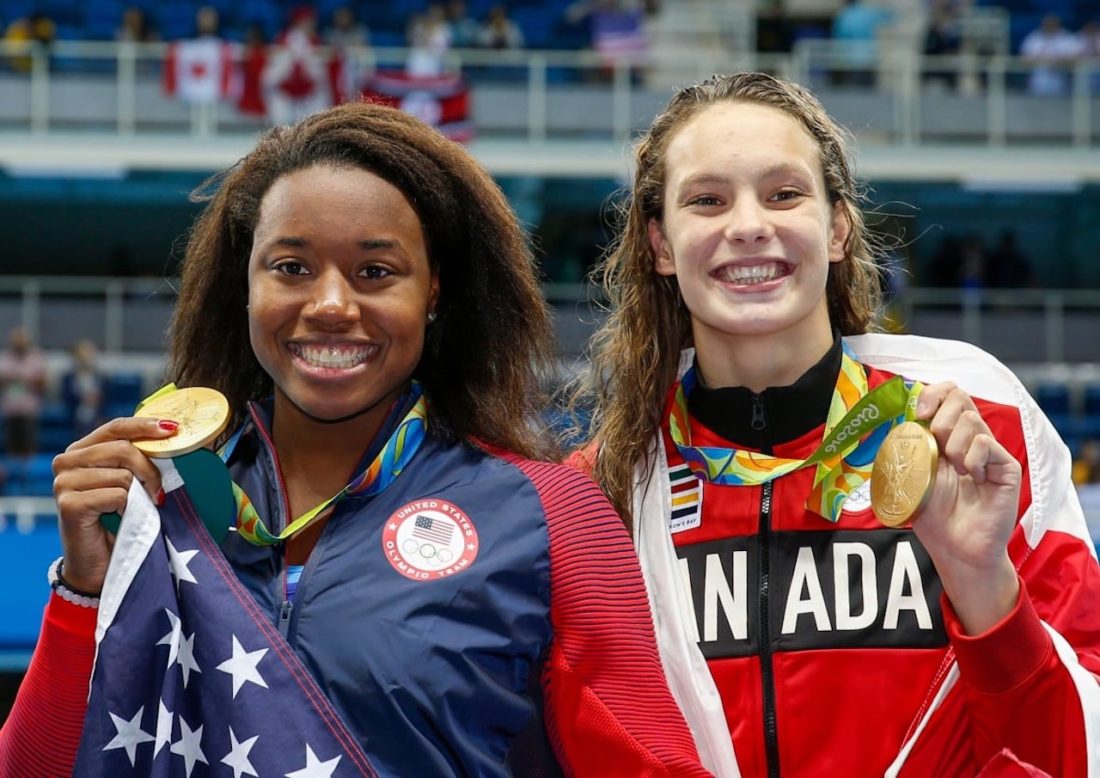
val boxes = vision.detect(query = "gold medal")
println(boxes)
[870,421,938,527]
[133,387,230,459]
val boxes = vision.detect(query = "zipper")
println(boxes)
[758,480,780,777]
[277,599,294,638]
[751,393,766,431]
[246,404,298,635]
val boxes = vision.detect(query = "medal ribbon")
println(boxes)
[232,383,428,546]
[669,349,922,522]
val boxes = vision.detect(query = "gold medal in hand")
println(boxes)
[132,386,231,458]
[870,421,939,527]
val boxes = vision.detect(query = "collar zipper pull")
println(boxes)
[751,394,766,431]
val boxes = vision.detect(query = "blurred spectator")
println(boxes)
[567,1,650,81]
[922,0,963,90]
[1073,439,1100,485]
[986,228,1034,288]
[238,23,268,117]
[446,0,481,49]
[264,6,328,125]
[116,7,158,44]
[0,326,46,460]
[325,6,369,104]
[407,5,452,77]
[830,0,893,87]
[1020,14,1082,96]
[926,233,964,287]
[959,234,986,291]
[4,12,55,72]
[479,6,524,50]
[756,0,794,56]
[61,340,104,441]
[1079,19,1100,93]
[163,6,234,109]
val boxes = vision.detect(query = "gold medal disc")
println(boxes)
[133,387,230,459]
[870,421,939,528]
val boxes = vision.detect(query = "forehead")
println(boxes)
[663,101,824,184]
[256,164,420,227]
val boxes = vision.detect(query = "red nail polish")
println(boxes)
[158,420,179,431]
[155,488,166,506]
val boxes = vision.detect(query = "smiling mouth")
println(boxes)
[289,343,378,369]
[713,261,792,285]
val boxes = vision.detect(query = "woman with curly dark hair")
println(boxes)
[1,103,708,777]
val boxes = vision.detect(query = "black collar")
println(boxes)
[686,336,843,452]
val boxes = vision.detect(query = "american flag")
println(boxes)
[412,514,453,545]
[73,452,376,777]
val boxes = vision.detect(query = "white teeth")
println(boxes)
[291,344,374,369]
[719,262,785,285]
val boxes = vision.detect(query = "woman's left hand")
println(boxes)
[909,381,1023,635]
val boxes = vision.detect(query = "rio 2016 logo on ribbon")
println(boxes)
[382,499,479,581]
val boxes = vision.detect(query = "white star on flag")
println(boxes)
[153,699,173,757]
[170,716,208,777]
[285,744,342,778]
[156,608,182,670]
[166,537,199,590]
[177,629,202,688]
[216,635,270,698]
[220,727,260,778]
[103,705,154,766]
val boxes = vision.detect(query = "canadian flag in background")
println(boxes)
[164,38,235,105]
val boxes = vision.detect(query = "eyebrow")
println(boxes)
[269,237,401,250]
[675,163,816,192]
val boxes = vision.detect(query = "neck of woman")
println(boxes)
[693,319,835,393]
[271,397,394,509]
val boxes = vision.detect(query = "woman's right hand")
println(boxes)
[51,417,179,595]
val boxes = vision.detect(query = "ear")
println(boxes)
[828,201,851,264]
[428,270,441,316]
[649,219,676,276]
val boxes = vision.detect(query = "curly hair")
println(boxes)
[578,72,883,528]
[167,101,556,459]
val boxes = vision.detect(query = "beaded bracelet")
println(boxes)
[47,556,101,609]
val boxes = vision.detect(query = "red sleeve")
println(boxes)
[563,442,598,478]
[510,459,710,777]
[0,595,96,776]
[946,566,1095,776]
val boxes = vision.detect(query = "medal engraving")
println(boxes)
[870,421,938,527]
[133,387,230,458]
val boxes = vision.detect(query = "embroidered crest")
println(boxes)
[382,499,479,581]
[668,464,703,533]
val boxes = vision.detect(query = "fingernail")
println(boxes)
[158,420,179,432]
[155,488,166,506]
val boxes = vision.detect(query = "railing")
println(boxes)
[3,39,1100,146]
[0,275,1097,363]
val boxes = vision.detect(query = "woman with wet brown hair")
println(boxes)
[0,102,708,777]
[574,72,1100,776]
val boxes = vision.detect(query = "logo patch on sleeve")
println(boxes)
[382,499,479,581]
[668,464,703,533]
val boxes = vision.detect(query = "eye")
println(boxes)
[361,264,393,280]
[272,259,309,276]
[770,189,804,203]
[686,195,722,207]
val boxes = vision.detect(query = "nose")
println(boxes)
[303,271,360,327]
[725,196,774,246]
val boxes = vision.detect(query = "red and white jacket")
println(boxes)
[631,334,1100,777]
